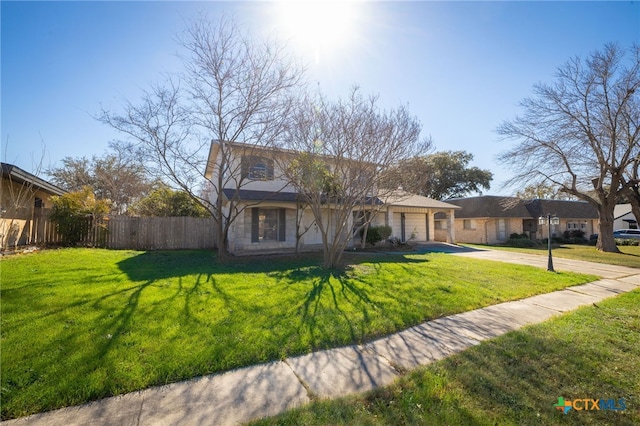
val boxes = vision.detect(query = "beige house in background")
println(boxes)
[1,163,66,249]
[447,196,599,245]
[614,204,638,230]
[204,141,459,255]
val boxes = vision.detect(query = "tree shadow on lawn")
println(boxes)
[112,250,433,352]
[2,250,436,419]
[115,249,430,282]
[0,276,159,420]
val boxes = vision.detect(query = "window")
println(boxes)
[251,208,286,242]
[434,220,445,230]
[463,219,475,230]
[250,162,268,180]
[242,156,274,180]
[34,197,43,208]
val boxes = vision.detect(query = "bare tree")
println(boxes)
[46,157,94,192]
[514,183,577,200]
[99,15,305,261]
[498,43,640,252]
[47,141,153,215]
[281,88,428,268]
[294,199,316,254]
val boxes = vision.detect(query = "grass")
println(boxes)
[465,244,640,269]
[252,289,640,426]
[0,248,599,420]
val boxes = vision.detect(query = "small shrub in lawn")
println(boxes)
[361,225,392,246]
[562,230,588,245]
[360,226,382,246]
[508,233,530,239]
[570,229,585,239]
[504,238,539,248]
[616,238,640,246]
[376,225,392,241]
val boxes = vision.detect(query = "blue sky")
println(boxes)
[2,1,639,194]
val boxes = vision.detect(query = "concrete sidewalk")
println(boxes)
[3,250,639,426]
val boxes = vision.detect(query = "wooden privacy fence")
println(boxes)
[105,216,217,250]
[11,215,218,250]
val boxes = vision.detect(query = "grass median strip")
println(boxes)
[252,289,640,426]
[1,248,597,420]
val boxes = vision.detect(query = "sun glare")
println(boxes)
[275,1,359,62]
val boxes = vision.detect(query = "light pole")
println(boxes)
[539,214,560,272]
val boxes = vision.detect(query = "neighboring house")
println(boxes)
[614,204,638,230]
[1,163,66,249]
[448,196,599,245]
[204,141,459,255]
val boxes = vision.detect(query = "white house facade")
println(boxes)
[204,141,459,255]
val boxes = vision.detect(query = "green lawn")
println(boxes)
[1,249,598,420]
[253,289,640,426]
[465,244,640,268]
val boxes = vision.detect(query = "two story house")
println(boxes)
[204,141,459,255]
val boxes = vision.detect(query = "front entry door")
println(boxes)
[497,219,507,240]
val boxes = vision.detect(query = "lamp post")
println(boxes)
[539,214,560,272]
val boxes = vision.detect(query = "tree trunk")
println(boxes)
[595,209,620,253]
[214,212,229,263]
[323,244,344,269]
[321,223,345,269]
[360,223,368,249]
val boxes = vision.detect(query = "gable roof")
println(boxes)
[447,196,530,218]
[448,196,598,219]
[525,199,598,219]
[1,162,66,196]
[382,190,460,210]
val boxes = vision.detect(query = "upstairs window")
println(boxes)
[242,156,274,180]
